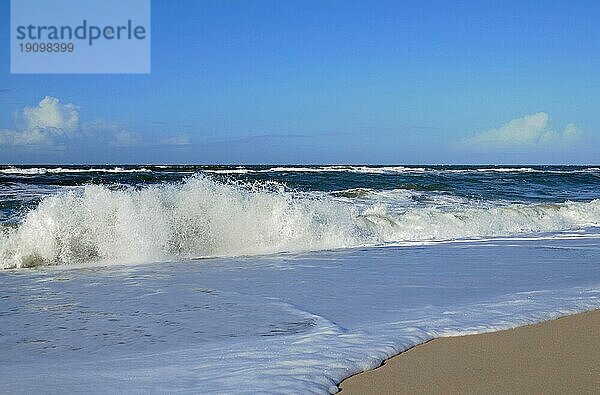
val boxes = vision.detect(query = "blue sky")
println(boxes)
[1,0,599,164]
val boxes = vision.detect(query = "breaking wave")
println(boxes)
[1,175,600,269]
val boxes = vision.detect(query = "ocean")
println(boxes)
[1,165,599,393]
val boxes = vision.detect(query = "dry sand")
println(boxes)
[339,310,599,394]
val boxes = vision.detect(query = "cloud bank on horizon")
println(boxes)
[0,96,190,149]
[0,96,590,164]
[464,113,581,150]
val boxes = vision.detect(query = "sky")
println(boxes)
[0,0,599,164]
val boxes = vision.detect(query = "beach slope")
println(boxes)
[340,310,600,394]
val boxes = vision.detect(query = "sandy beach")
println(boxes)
[340,309,600,394]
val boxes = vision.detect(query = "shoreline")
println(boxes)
[339,309,600,394]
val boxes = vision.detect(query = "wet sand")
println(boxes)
[339,310,600,394]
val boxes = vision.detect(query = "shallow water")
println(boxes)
[1,237,599,393]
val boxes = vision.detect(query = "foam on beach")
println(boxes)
[1,239,599,393]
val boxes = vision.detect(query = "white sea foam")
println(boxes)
[435,167,600,174]
[0,166,151,175]
[476,167,538,172]
[260,165,426,174]
[1,239,599,393]
[8,165,594,176]
[1,175,600,269]
[8,165,592,176]
[197,166,600,175]
[202,168,255,174]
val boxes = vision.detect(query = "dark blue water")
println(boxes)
[1,165,599,214]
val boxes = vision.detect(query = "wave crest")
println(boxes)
[1,176,599,269]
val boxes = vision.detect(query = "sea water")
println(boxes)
[0,165,599,393]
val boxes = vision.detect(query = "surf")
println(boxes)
[1,175,600,269]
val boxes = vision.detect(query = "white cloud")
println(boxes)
[22,96,79,137]
[0,96,79,146]
[82,120,142,147]
[162,135,191,146]
[111,130,142,147]
[0,128,52,145]
[85,122,195,147]
[464,112,581,149]
[2,96,190,149]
